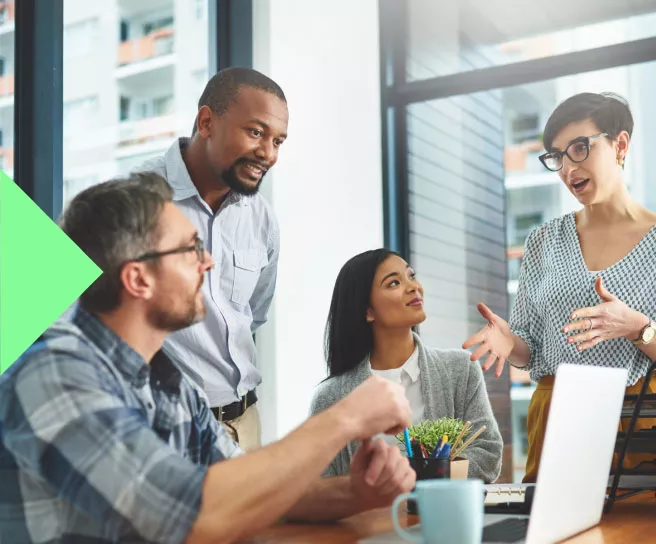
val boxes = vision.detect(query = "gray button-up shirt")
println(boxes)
[135,138,279,406]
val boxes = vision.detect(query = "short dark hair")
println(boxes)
[324,249,399,379]
[58,172,173,314]
[192,67,287,134]
[543,92,634,150]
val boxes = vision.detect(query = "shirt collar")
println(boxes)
[367,344,420,383]
[72,306,182,392]
[403,345,420,383]
[165,137,248,208]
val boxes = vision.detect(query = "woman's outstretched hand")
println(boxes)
[462,303,516,378]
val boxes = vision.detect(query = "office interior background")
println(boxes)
[2,0,656,483]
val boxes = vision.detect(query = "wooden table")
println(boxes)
[246,493,656,543]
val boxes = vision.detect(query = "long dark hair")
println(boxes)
[324,249,399,379]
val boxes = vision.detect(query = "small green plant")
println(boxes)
[396,418,469,455]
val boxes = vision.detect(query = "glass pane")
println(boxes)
[405,59,656,480]
[62,0,209,207]
[503,60,656,480]
[0,0,15,179]
[407,89,508,351]
[406,0,656,81]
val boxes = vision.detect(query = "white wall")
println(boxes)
[253,0,384,443]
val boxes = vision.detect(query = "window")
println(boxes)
[119,96,130,121]
[405,1,656,81]
[134,99,149,120]
[143,16,173,36]
[119,20,129,42]
[63,175,99,207]
[153,95,173,116]
[387,0,656,483]
[513,213,542,246]
[511,114,540,144]
[64,18,97,59]
[63,96,99,136]
[0,4,10,25]
[63,0,210,203]
[0,14,14,177]
[195,0,206,20]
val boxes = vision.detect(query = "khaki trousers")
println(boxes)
[220,403,262,452]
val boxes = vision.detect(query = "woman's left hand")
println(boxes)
[562,276,648,352]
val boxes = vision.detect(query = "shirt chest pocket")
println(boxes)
[231,248,268,306]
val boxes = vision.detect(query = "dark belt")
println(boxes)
[211,390,257,422]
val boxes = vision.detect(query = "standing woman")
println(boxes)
[463,92,656,483]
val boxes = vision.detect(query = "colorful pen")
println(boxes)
[403,428,413,458]
[435,434,449,457]
[431,437,444,457]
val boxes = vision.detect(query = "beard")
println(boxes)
[148,278,206,332]
[221,158,268,195]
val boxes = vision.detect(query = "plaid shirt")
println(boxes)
[0,308,243,543]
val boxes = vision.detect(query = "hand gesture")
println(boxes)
[562,277,647,352]
[462,303,515,378]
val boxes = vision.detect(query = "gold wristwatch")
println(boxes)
[631,320,656,346]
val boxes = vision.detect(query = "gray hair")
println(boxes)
[58,172,173,314]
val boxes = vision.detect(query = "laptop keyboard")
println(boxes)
[483,518,529,543]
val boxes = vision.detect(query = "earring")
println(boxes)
[366,316,374,323]
[617,155,625,167]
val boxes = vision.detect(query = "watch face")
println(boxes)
[644,327,656,344]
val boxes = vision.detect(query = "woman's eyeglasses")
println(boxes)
[538,132,608,172]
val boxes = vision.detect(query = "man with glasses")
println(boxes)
[135,67,288,450]
[0,173,416,543]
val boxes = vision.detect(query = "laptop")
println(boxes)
[360,364,628,544]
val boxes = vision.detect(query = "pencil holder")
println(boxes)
[407,457,450,515]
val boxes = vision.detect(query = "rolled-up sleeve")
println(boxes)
[2,351,205,544]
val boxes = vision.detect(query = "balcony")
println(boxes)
[505,139,560,190]
[118,27,174,66]
[0,73,13,96]
[0,1,14,25]
[504,139,543,173]
[0,146,13,170]
[116,114,176,156]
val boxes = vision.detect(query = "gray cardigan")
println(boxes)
[309,334,503,483]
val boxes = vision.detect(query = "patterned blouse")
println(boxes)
[510,212,656,385]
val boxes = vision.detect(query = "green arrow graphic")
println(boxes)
[0,172,102,373]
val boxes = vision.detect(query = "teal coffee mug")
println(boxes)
[391,479,484,544]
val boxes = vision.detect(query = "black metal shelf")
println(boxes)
[606,360,656,512]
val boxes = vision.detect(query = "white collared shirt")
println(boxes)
[369,346,425,447]
[134,138,280,407]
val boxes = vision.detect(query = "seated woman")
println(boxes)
[310,249,503,482]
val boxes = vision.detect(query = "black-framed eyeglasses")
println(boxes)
[132,236,207,263]
[538,132,608,172]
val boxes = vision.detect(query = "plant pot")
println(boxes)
[450,458,469,480]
